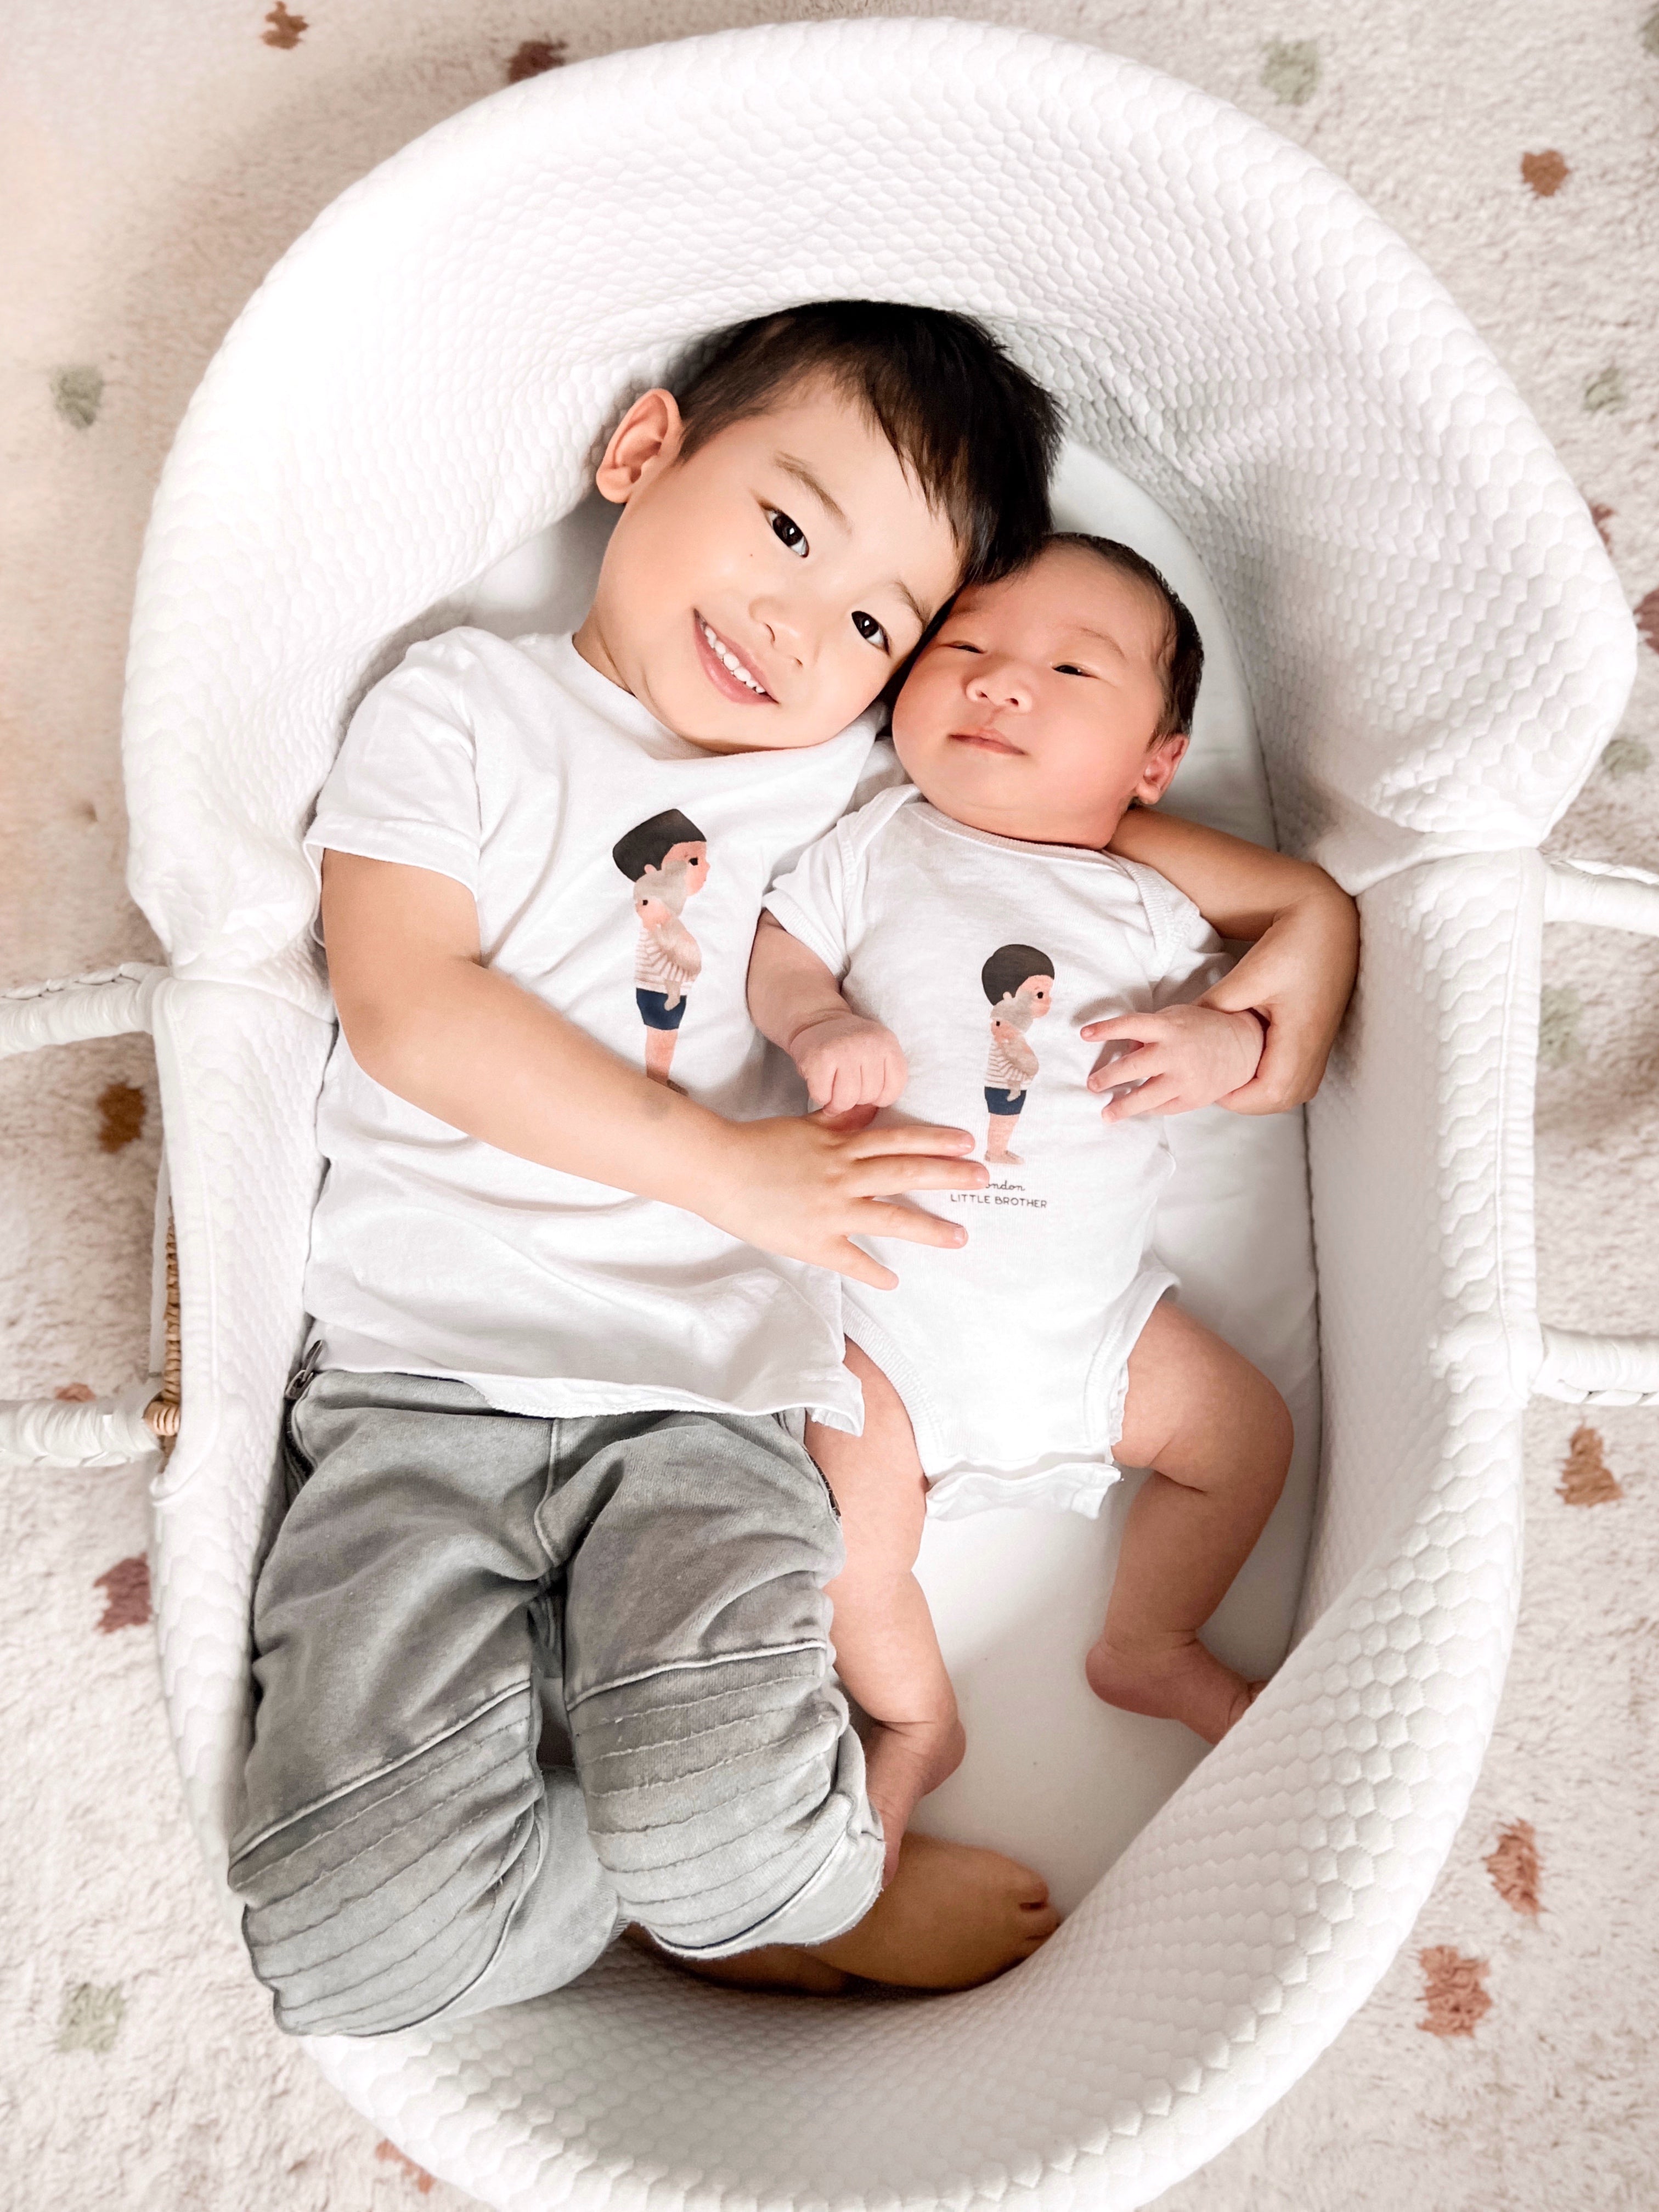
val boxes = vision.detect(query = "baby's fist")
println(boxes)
[790,1012,909,1115]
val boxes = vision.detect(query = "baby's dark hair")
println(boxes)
[1046,533,1204,739]
[675,302,1059,588]
[612,808,706,881]
[981,944,1056,1005]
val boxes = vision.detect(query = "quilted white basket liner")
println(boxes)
[114,18,1640,2210]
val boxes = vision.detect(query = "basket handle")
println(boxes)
[0,966,173,1468]
[1532,860,1659,1409]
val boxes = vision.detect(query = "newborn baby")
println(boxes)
[749,534,1345,1869]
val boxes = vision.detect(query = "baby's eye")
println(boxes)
[851,610,890,652]
[766,509,808,558]
[1054,663,1093,678]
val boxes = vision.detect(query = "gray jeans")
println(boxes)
[228,1369,881,2037]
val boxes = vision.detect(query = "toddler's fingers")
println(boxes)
[855,1199,969,1252]
[827,1238,900,1291]
[844,1118,977,1156]
[850,1153,988,1199]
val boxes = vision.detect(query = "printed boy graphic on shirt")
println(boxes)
[612,809,710,1086]
[980,943,1056,1165]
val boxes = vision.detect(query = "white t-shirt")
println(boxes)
[764,786,1225,1516]
[302,628,877,1429]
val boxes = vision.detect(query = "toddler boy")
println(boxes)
[751,534,1356,1864]
[229,303,1070,2030]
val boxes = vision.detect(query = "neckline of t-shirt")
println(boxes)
[541,633,687,746]
[908,798,1125,871]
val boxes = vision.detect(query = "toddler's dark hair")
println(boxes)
[981,944,1056,1005]
[675,302,1059,588]
[1047,533,1204,739]
[612,808,706,880]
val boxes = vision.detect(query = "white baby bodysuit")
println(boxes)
[765,785,1226,1517]
[303,627,880,1430]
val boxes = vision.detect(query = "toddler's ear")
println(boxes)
[1132,731,1189,807]
[595,388,684,504]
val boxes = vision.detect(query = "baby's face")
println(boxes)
[891,544,1188,848]
[577,378,961,756]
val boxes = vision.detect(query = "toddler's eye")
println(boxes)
[766,509,808,557]
[851,610,890,652]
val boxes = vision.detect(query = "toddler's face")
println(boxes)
[891,544,1188,849]
[577,379,962,755]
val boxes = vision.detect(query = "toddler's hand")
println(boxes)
[788,1011,909,1116]
[1081,1003,1265,1121]
[698,1111,985,1290]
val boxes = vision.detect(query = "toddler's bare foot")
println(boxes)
[627,1832,1058,1997]
[811,1831,1058,1989]
[1086,1630,1264,1746]
[864,1713,966,1884]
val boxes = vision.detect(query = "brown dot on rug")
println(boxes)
[95,1080,146,1153]
[1483,1820,1542,1916]
[93,1556,151,1635]
[1588,500,1615,551]
[55,1982,126,2055]
[507,37,568,83]
[1637,586,1659,657]
[54,1381,95,1402]
[375,2141,436,2193]
[1558,1424,1624,1506]
[50,365,103,429]
[1521,149,1569,197]
[261,3,306,49]
[1418,1946,1492,2037]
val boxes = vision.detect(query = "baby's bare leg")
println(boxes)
[807,1341,964,1882]
[1087,1300,1291,1744]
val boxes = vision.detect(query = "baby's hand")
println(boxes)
[1081,1004,1265,1121]
[789,1011,909,1116]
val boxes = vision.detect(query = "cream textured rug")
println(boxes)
[3,3,1655,2206]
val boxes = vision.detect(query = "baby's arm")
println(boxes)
[322,853,981,1289]
[1107,810,1358,1114]
[747,911,908,1118]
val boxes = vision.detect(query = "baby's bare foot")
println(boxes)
[864,1714,966,1884]
[1086,1630,1264,1746]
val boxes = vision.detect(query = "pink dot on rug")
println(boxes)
[93,1556,151,1634]
[375,2141,436,2193]
[1636,586,1659,657]
[1484,1820,1542,1916]
[1418,1945,1492,2036]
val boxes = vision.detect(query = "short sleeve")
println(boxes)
[763,819,858,978]
[304,637,485,895]
[1114,856,1232,1007]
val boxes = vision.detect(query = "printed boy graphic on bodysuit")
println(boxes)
[980,942,1056,1166]
[612,809,709,1086]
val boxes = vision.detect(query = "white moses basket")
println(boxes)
[7,18,1659,2208]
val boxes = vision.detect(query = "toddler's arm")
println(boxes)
[1106,810,1357,1114]
[747,911,909,1118]
[322,852,981,1290]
